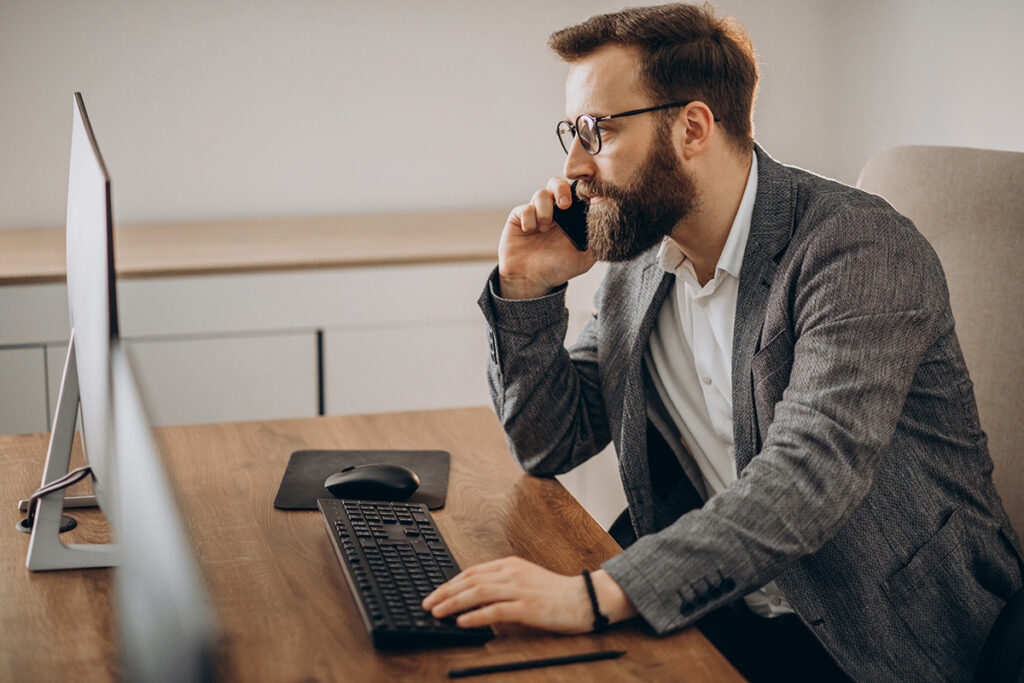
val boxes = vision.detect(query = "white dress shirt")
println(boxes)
[644,152,794,618]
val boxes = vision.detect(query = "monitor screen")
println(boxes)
[111,343,217,682]
[65,91,119,518]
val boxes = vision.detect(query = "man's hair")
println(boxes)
[549,3,758,153]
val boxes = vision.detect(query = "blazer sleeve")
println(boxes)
[477,267,611,476]
[603,205,948,633]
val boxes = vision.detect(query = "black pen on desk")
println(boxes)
[448,649,626,678]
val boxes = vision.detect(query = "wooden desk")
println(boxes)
[1,407,740,681]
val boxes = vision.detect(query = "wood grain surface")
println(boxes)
[0,407,741,682]
[0,209,507,285]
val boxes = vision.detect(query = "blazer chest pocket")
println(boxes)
[751,327,793,443]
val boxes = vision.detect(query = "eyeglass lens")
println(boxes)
[557,121,575,154]
[557,116,600,155]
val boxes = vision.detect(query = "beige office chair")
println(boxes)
[857,145,1024,681]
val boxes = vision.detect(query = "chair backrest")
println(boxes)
[857,145,1024,536]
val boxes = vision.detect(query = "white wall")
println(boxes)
[3,1,1020,231]
[827,0,1024,184]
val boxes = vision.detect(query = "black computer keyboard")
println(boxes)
[317,498,495,650]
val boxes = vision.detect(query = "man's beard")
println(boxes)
[577,135,697,262]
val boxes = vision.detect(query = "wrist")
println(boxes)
[497,273,553,301]
[590,569,638,625]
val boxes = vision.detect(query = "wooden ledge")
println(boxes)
[0,209,506,285]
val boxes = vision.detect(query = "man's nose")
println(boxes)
[563,135,596,181]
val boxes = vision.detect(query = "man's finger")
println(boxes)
[520,203,538,233]
[507,205,522,228]
[422,562,513,610]
[532,189,555,232]
[457,558,516,578]
[455,601,520,628]
[429,583,518,619]
[546,177,572,208]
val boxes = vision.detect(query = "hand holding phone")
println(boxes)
[551,180,590,251]
[497,178,597,300]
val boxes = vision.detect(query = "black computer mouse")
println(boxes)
[323,464,420,501]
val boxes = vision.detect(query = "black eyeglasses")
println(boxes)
[556,100,717,155]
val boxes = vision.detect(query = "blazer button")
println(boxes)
[680,602,695,616]
[707,585,722,600]
[720,578,736,594]
[693,594,708,609]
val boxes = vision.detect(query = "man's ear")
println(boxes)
[677,102,715,160]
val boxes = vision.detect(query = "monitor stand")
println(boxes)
[23,333,118,571]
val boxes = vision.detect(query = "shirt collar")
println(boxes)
[656,150,758,279]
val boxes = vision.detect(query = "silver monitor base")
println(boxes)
[25,336,117,571]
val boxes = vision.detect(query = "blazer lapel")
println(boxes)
[620,258,674,536]
[732,146,796,473]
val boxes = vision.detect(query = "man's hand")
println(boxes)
[421,556,638,633]
[498,177,597,300]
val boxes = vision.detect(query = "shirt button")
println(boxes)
[770,597,782,607]
[702,377,712,385]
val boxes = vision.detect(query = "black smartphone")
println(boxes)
[552,180,589,251]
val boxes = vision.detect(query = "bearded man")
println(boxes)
[421,4,1023,681]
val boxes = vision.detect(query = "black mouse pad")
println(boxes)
[273,450,449,510]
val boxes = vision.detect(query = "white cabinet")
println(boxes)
[11,261,501,432]
[45,333,319,428]
[557,263,629,529]
[115,262,496,338]
[124,333,318,426]
[0,284,68,347]
[0,346,48,434]
[324,320,490,416]
[44,343,68,428]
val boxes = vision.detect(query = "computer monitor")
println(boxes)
[111,343,217,682]
[21,90,218,676]
[23,92,119,570]
[66,90,119,511]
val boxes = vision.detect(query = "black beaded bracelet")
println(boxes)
[581,569,610,633]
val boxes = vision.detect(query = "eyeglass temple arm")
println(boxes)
[600,101,721,122]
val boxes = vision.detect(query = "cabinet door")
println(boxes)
[45,342,73,430]
[324,321,490,416]
[564,262,607,346]
[123,333,318,426]
[116,262,496,338]
[0,284,68,346]
[0,346,48,434]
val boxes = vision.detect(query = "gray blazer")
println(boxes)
[478,146,1024,681]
